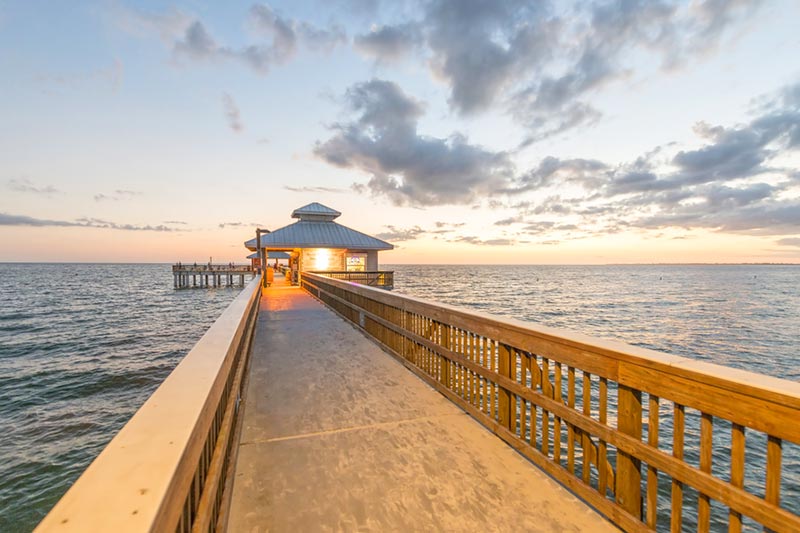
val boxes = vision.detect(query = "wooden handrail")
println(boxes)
[301,272,800,533]
[36,275,261,533]
[309,270,394,289]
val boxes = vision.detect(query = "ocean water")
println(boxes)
[1,263,798,531]
[0,264,245,532]
[391,264,800,380]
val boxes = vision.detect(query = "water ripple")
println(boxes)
[0,263,243,532]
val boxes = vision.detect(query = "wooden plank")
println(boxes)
[671,403,685,533]
[698,412,713,533]
[766,435,782,512]
[568,366,576,475]
[729,424,745,533]
[621,362,800,444]
[554,362,563,464]
[646,395,659,529]
[542,357,551,457]
[616,384,642,518]
[583,372,592,485]
[599,377,609,497]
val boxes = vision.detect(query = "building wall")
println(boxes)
[300,248,345,271]
[366,250,378,270]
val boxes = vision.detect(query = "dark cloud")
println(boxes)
[222,93,244,132]
[426,0,553,115]
[314,79,515,205]
[359,0,763,141]
[7,179,60,195]
[164,220,188,225]
[489,80,800,239]
[354,23,421,62]
[0,213,179,231]
[509,156,608,194]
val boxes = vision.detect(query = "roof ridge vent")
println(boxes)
[291,202,342,222]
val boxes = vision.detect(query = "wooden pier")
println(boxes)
[227,278,615,531]
[37,271,800,532]
[172,264,254,289]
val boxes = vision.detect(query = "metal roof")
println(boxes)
[245,220,393,251]
[291,202,341,219]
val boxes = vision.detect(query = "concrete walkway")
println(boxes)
[227,284,618,532]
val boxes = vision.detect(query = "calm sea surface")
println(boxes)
[1,263,798,531]
[0,264,244,532]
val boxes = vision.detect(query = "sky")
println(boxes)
[1,0,799,264]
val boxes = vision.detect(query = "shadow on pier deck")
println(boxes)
[227,282,617,531]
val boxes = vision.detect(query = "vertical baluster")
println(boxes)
[483,338,496,420]
[599,377,608,496]
[519,350,527,439]
[471,333,478,407]
[698,412,713,532]
[530,355,539,449]
[671,403,685,533]
[617,384,642,518]
[542,357,551,457]
[729,423,745,533]
[568,366,576,474]
[554,362,563,464]
[582,372,592,485]
[765,435,782,533]
[498,343,513,431]
[646,395,660,529]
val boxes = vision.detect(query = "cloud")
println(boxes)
[7,179,60,195]
[122,5,346,75]
[314,79,515,205]
[777,238,800,247]
[361,0,764,141]
[0,213,179,231]
[164,220,188,225]
[222,93,244,132]
[354,23,421,62]
[486,80,800,240]
[219,221,264,229]
[283,185,348,193]
[451,235,515,246]
[374,225,426,241]
[94,190,142,202]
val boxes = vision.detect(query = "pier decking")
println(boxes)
[227,279,617,531]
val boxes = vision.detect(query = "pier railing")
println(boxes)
[172,264,253,272]
[311,270,394,289]
[37,275,261,533]
[301,272,800,533]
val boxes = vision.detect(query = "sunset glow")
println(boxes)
[1,1,798,264]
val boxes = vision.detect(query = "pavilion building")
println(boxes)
[244,202,394,285]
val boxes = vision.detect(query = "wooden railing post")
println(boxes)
[617,384,643,518]
[498,343,513,431]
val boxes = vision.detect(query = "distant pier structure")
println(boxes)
[172,263,254,289]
